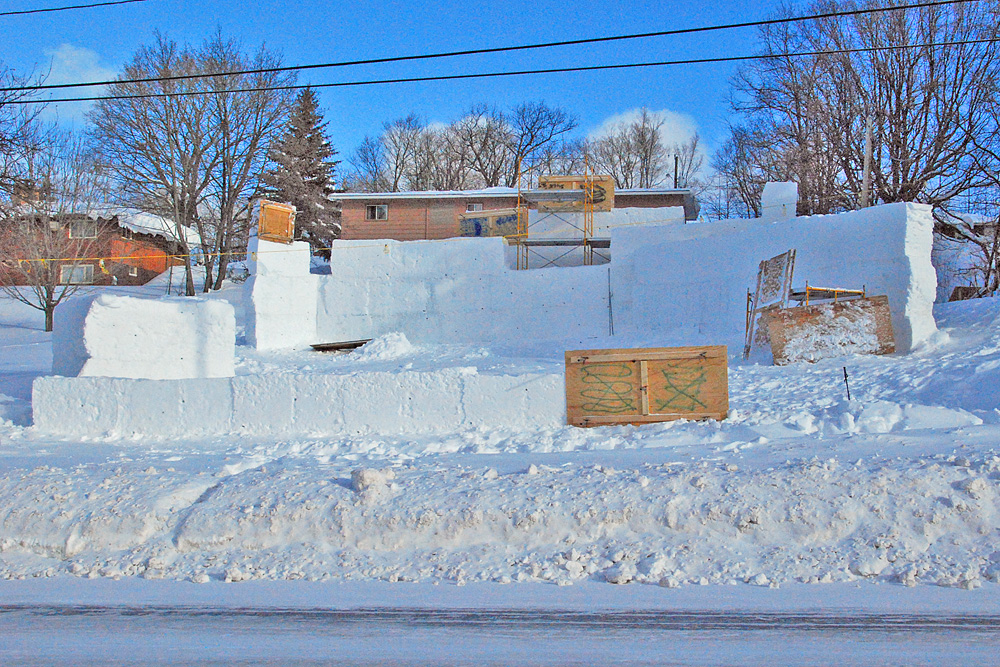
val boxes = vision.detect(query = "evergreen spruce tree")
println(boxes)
[262,88,341,252]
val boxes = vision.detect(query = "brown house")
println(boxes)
[0,210,194,288]
[337,187,699,242]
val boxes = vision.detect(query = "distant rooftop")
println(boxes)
[334,187,696,200]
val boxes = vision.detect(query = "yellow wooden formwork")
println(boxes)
[256,199,297,244]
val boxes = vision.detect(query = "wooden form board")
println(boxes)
[257,200,296,244]
[458,208,520,238]
[565,346,729,427]
[744,249,796,359]
[765,295,896,365]
[537,175,615,212]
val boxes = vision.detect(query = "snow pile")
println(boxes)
[7,287,1000,589]
[245,237,318,350]
[351,333,418,362]
[51,294,235,379]
[612,202,937,353]
[2,448,1000,590]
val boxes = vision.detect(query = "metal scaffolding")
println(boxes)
[508,162,605,270]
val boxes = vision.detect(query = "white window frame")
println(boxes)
[466,202,484,212]
[68,219,97,239]
[365,204,388,221]
[128,266,139,277]
[60,264,94,285]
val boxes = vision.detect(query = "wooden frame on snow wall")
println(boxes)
[565,346,729,427]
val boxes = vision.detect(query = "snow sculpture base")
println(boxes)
[52,294,235,379]
[32,369,563,439]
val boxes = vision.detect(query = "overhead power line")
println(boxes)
[0,0,147,17]
[15,38,997,105]
[0,0,977,93]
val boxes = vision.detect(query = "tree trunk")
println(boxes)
[184,257,195,297]
[44,305,54,332]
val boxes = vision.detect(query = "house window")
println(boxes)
[366,204,388,221]
[466,202,484,212]
[128,266,139,277]
[68,219,97,239]
[60,264,94,285]
[121,227,134,241]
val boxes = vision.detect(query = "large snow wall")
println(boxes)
[317,237,609,344]
[32,369,563,439]
[611,202,937,352]
[52,294,235,379]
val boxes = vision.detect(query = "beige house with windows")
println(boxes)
[336,187,699,241]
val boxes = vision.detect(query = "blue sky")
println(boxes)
[3,0,790,166]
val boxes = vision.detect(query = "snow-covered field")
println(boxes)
[2,273,1000,596]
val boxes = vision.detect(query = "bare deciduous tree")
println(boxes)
[89,35,216,296]
[588,108,703,190]
[0,134,109,331]
[346,102,578,191]
[347,135,389,192]
[720,0,1000,216]
[450,105,511,188]
[504,101,577,186]
[90,33,295,294]
[201,33,296,290]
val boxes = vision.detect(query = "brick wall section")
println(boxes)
[338,192,691,241]
[340,197,519,241]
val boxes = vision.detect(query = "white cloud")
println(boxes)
[588,108,700,148]
[40,44,117,126]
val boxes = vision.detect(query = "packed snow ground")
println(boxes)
[2,276,1000,594]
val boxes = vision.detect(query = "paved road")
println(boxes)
[2,605,997,665]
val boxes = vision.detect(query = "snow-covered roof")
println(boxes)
[89,206,202,247]
[334,187,694,200]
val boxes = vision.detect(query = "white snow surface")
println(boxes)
[760,181,799,222]
[3,272,1000,591]
[245,237,317,350]
[89,206,202,247]
[611,202,937,352]
[51,293,235,379]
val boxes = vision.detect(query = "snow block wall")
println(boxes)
[32,369,564,439]
[52,294,235,379]
[611,202,937,352]
[246,237,318,349]
[317,237,609,344]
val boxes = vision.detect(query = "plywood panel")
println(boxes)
[766,295,896,365]
[566,346,728,427]
[257,200,296,244]
[538,175,615,212]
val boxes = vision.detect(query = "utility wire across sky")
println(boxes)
[0,0,147,18]
[13,37,998,105]
[0,0,978,94]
